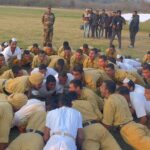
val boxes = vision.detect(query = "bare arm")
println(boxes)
[139,116,147,125]
[43,127,50,143]
[0,143,8,150]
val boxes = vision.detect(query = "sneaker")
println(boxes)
[128,45,134,48]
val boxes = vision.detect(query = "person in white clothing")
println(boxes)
[32,75,56,99]
[13,99,46,127]
[43,93,84,150]
[2,38,22,66]
[55,71,74,94]
[31,64,57,79]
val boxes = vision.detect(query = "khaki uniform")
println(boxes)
[43,47,57,56]
[105,48,120,59]
[113,69,137,85]
[0,69,28,79]
[80,46,92,56]
[79,87,104,115]
[83,56,99,69]
[70,54,88,69]
[142,54,150,64]
[0,65,9,75]
[32,55,51,69]
[21,54,34,67]
[48,55,68,71]
[0,76,30,94]
[83,68,111,91]
[102,94,150,150]
[0,94,13,143]
[42,12,55,46]
[7,111,46,150]
[73,100,121,150]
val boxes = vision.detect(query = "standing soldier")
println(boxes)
[129,11,139,48]
[42,6,55,46]
[110,10,126,49]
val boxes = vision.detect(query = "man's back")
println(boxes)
[46,106,82,138]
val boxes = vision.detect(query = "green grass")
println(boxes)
[0,6,149,60]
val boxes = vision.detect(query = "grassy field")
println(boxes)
[0,6,149,60]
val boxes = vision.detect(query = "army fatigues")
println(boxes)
[42,12,55,46]
[6,111,46,150]
[73,100,121,150]
[0,69,28,80]
[110,16,125,49]
[103,94,150,150]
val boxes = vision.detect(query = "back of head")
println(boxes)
[73,64,83,73]
[39,64,47,70]
[70,79,83,89]
[12,65,22,75]
[63,41,69,48]
[33,43,39,48]
[106,63,115,70]
[117,86,130,96]
[58,70,68,78]
[103,80,116,94]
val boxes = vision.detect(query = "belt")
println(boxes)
[26,129,44,137]
[83,120,100,128]
[2,80,11,96]
[51,131,75,141]
[119,120,133,128]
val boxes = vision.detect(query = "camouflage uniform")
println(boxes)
[42,11,55,46]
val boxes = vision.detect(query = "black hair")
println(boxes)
[58,71,68,78]
[0,53,4,57]
[39,64,47,70]
[147,51,150,55]
[56,59,65,67]
[23,50,30,55]
[46,75,56,85]
[103,80,116,94]
[33,43,39,48]
[143,63,150,71]
[110,44,115,49]
[76,49,83,55]
[12,65,22,75]
[106,63,115,70]
[99,55,107,61]
[108,57,116,64]
[127,80,135,91]
[63,41,69,47]
[91,48,98,54]
[46,43,52,48]
[83,43,88,49]
[38,50,46,55]
[72,64,84,73]
[117,86,130,95]
[70,79,83,89]
[64,46,71,51]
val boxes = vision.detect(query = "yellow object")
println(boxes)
[7,93,28,110]
[29,72,44,86]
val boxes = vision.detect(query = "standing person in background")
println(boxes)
[82,8,90,38]
[110,10,126,49]
[42,6,55,46]
[129,11,139,48]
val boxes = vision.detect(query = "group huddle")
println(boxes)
[1,38,150,150]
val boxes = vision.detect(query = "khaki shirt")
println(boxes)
[72,100,102,122]
[32,55,51,69]
[79,87,104,116]
[43,47,57,56]
[42,12,55,30]
[26,111,46,132]
[5,76,31,94]
[70,54,88,69]
[102,94,133,126]
[105,48,120,59]
[142,54,150,64]
[0,94,13,143]
[0,69,28,79]
[83,56,99,69]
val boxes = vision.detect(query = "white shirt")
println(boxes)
[123,58,141,69]
[134,84,145,94]
[44,106,82,150]
[55,73,74,94]
[32,80,56,98]
[116,61,137,72]
[31,67,57,79]
[130,92,150,118]
[13,99,45,127]
[2,46,22,62]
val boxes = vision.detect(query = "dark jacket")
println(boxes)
[129,15,139,33]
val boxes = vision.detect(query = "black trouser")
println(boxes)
[110,30,122,49]
[130,31,138,47]
[91,25,96,38]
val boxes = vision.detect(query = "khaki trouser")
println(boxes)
[6,133,44,150]
[0,79,6,93]
[43,28,53,46]
[82,123,122,150]
[120,121,150,150]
